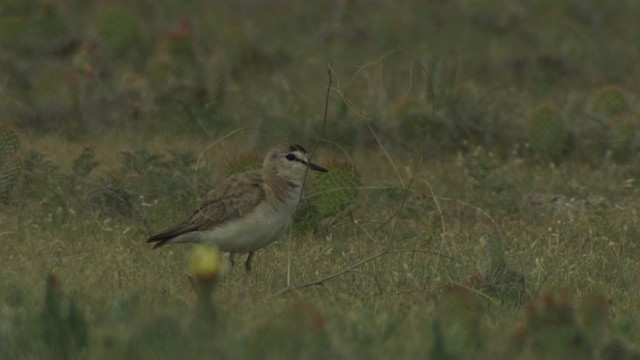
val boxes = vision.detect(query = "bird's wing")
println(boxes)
[147,171,265,247]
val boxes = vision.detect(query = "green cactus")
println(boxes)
[0,0,37,15]
[39,274,89,358]
[590,85,630,118]
[167,18,197,71]
[312,160,361,219]
[224,155,360,230]
[207,55,227,112]
[436,291,482,356]
[0,125,21,200]
[608,114,634,160]
[513,290,612,359]
[95,7,143,61]
[527,103,569,161]
[31,2,68,51]
[72,145,99,178]
[0,15,28,51]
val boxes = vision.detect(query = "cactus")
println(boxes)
[224,155,360,229]
[608,114,634,160]
[590,85,630,118]
[95,7,143,61]
[207,55,227,112]
[31,2,68,52]
[511,290,614,359]
[312,160,361,219]
[40,273,89,358]
[0,15,28,51]
[436,291,482,356]
[527,102,569,161]
[0,125,21,200]
[167,17,198,72]
[72,144,99,178]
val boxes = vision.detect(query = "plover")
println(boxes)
[147,143,328,271]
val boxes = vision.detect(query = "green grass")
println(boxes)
[2,0,640,358]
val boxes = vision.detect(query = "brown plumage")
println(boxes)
[147,143,328,272]
[147,171,265,248]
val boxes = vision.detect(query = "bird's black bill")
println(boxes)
[309,162,328,172]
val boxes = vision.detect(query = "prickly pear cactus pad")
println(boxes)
[608,114,635,160]
[590,85,630,117]
[527,103,568,161]
[312,160,361,219]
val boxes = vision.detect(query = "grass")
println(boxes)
[2,0,640,358]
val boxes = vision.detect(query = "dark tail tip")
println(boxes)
[147,236,170,249]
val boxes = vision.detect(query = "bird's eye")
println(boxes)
[286,154,296,161]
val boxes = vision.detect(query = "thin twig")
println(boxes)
[417,60,436,119]
[309,63,333,161]
[384,150,422,248]
[316,138,354,167]
[195,127,246,172]
[274,57,441,298]
[288,64,334,286]
[329,66,406,187]
[364,122,406,188]
[349,46,402,86]
[271,248,454,297]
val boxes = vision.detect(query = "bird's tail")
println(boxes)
[147,228,199,248]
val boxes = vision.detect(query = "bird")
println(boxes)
[147,143,328,272]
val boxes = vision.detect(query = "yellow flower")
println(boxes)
[189,245,225,284]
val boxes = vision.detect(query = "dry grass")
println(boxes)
[3,131,640,358]
[2,1,640,357]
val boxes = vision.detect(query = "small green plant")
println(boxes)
[435,291,483,357]
[95,148,207,219]
[31,2,68,52]
[312,160,361,219]
[511,290,613,359]
[0,15,28,51]
[480,232,526,305]
[0,125,21,200]
[590,85,630,118]
[224,154,361,229]
[463,147,511,196]
[206,55,227,113]
[588,86,635,161]
[527,102,570,162]
[95,6,145,62]
[441,232,525,306]
[608,114,635,160]
[39,274,89,359]
[71,144,99,178]
[295,160,361,231]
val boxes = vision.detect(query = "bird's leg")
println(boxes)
[229,253,235,267]
[244,252,254,272]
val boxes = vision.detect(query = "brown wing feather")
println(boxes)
[147,170,265,248]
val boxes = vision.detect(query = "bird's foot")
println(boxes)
[244,252,254,272]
